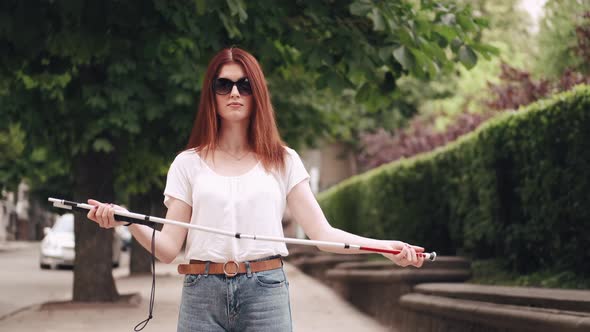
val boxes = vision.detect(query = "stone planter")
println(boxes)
[296,254,368,281]
[284,245,322,266]
[284,245,368,284]
[324,256,471,329]
[400,284,590,332]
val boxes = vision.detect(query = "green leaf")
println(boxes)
[349,0,373,16]
[20,74,37,89]
[355,82,372,103]
[31,147,48,162]
[393,46,415,70]
[433,25,456,42]
[419,38,447,63]
[458,45,477,69]
[86,94,108,110]
[471,42,500,56]
[378,46,396,62]
[457,13,476,32]
[218,12,241,38]
[0,124,25,162]
[410,48,430,78]
[370,8,385,31]
[93,138,114,153]
[412,47,440,78]
[195,0,206,15]
[473,17,489,28]
[398,26,415,47]
[226,0,248,22]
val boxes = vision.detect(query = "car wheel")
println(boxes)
[40,263,51,269]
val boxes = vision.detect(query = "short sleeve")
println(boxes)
[286,148,310,194]
[163,152,193,208]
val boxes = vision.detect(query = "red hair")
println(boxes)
[185,47,286,172]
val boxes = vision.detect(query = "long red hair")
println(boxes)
[185,47,286,173]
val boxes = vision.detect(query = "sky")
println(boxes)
[519,0,548,33]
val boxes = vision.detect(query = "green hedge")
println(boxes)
[318,85,590,275]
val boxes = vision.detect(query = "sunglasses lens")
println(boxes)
[237,78,252,96]
[214,78,233,95]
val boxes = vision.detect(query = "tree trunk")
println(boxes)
[129,193,152,275]
[130,237,152,274]
[129,188,166,274]
[73,151,119,302]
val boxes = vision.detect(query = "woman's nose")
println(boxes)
[230,84,240,97]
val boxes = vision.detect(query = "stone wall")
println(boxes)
[399,284,590,332]
[324,257,472,329]
[285,246,368,284]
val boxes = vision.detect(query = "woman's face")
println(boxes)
[214,63,253,124]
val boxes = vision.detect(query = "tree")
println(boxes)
[415,0,534,120]
[0,124,25,191]
[467,0,533,56]
[536,0,590,78]
[0,0,492,301]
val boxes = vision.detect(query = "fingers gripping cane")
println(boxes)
[49,198,437,260]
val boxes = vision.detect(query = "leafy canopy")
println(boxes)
[0,0,493,196]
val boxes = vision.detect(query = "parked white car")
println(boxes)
[115,223,132,251]
[40,213,122,269]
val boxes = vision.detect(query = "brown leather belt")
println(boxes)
[177,257,283,277]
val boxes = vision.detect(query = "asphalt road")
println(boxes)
[0,242,132,319]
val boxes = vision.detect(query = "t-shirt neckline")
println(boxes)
[195,152,260,178]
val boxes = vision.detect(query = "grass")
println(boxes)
[469,259,590,290]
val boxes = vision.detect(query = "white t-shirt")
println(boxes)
[163,146,310,262]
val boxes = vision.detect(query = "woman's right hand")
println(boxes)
[382,241,425,268]
[86,199,129,229]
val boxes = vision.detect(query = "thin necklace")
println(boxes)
[218,147,250,161]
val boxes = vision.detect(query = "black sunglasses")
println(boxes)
[213,77,252,96]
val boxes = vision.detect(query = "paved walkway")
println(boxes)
[0,241,389,331]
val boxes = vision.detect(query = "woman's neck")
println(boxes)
[217,122,250,153]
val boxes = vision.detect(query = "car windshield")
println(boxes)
[53,214,74,233]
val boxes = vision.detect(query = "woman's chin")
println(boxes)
[220,113,250,123]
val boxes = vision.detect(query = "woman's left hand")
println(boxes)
[382,241,425,268]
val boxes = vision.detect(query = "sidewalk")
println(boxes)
[0,240,37,253]
[0,256,389,331]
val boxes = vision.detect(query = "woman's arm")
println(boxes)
[87,198,190,264]
[287,180,424,268]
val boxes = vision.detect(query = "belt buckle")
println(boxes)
[223,261,239,277]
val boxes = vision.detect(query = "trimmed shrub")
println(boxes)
[318,85,590,274]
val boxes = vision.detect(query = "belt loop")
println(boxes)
[245,261,252,278]
[204,261,210,277]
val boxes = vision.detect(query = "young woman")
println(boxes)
[87,47,424,331]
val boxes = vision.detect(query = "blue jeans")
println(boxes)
[177,261,292,331]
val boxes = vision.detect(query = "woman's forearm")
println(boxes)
[311,226,389,254]
[127,224,181,263]
[125,198,190,264]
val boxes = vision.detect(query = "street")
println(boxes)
[0,242,134,319]
[0,242,72,319]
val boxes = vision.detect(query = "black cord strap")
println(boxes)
[133,228,156,331]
